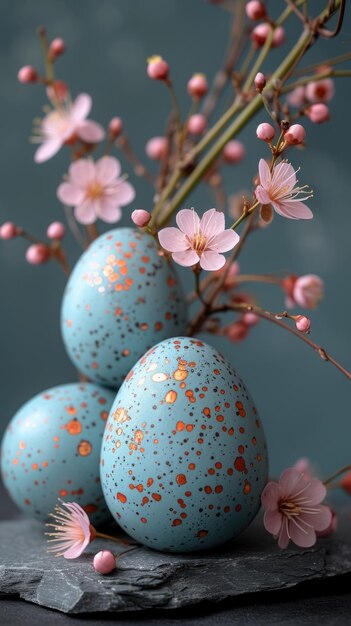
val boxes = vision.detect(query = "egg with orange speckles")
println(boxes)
[1,383,115,524]
[100,337,268,553]
[61,228,187,388]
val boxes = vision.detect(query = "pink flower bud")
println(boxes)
[46,80,69,104]
[246,1,266,20]
[252,23,285,47]
[295,315,311,333]
[147,55,169,81]
[254,72,266,92]
[0,222,18,240]
[223,140,245,164]
[306,103,330,124]
[187,73,208,99]
[108,117,123,138]
[49,38,65,59]
[187,114,208,135]
[47,221,66,240]
[284,124,306,146]
[243,312,259,326]
[291,274,324,309]
[17,65,38,84]
[93,551,116,575]
[25,244,50,265]
[305,78,334,103]
[256,122,275,142]
[287,86,306,108]
[227,321,249,342]
[145,137,169,160]
[131,209,151,227]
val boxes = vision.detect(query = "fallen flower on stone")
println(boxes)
[261,468,332,549]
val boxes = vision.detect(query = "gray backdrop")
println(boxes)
[1,0,351,477]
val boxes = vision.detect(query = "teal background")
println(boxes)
[1,0,351,477]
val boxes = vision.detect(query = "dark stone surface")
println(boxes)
[1,513,351,615]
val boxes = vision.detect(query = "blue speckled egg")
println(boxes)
[61,228,187,388]
[1,383,115,524]
[100,337,268,552]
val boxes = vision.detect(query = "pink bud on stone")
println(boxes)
[145,137,169,160]
[187,73,208,99]
[306,103,330,124]
[223,140,245,164]
[93,551,116,575]
[284,124,306,146]
[49,38,65,59]
[131,209,151,227]
[18,65,38,84]
[147,56,169,81]
[25,244,50,265]
[246,1,266,20]
[187,114,208,135]
[47,221,66,240]
[256,122,275,142]
[108,117,123,138]
[0,222,18,239]
[295,315,311,333]
[254,72,266,92]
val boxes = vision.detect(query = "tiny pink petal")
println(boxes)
[57,182,85,206]
[255,186,271,205]
[158,227,188,252]
[172,249,200,267]
[95,156,121,184]
[264,509,283,536]
[111,181,136,206]
[279,468,305,498]
[71,93,92,121]
[69,159,96,186]
[176,209,200,237]
[288,520,316,548]
[97,200,122,223]
[199,208,225,239]
[209,229,240,253]
[261,482,280,510]
[34,139,62,163]
[278,519,290,549]
[78,120,105,143]
[200,250,225,271]
[74,200,97,225]
[258,159,271,188]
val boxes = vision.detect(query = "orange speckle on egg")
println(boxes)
[215,485,223,494]
[197,530,208,537]
[176,474,187,485]
[59,489,68,497]
[13,458,19,465]
[244,482,251,495]
[65,419,82,435]
[176,421,185,431]
[83,504,98,514]
[42,461,48,468]
[77,440,92,456]
[117,492,127,503]
[147,478,154,487]
[172,519,182,526]
[152,493,162,501]
[186,424,194,432]
[165,390,177,404]
[65,406,77,415]
[204,486,212,494]
[100,411,108,421]
[188,463,196,470]
[32,463,39,470]
[141,517,147,523]
[19,441,26,450]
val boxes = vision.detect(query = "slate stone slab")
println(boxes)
[1,515,351,614]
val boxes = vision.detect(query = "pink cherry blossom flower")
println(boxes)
[46,501,96,559]
[57,156,135,225]
[33,93,105,163]
[255,159,313,220]
[293,457,314,481]
[285,274,324,309]
[158,208,239,271]
[261,468,332,549]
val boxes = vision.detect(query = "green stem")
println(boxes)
[323,464,351,486]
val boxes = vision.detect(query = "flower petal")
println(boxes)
[95,156,121,184]
[272,161,296,192]
[279,201,313,220]
[69,159,96,186]
[34,139,62,163]
[264,509,283,536]
[172,249,200,267]
[74,199,97,225]
[294,478,326,506]
[78,120,105,143]
[97,198,122,223]
[200,250,225,271]
[308,504,332,531]
[288,519,316,548]
[258,158,271,188]
[158,227,188,252]
[279,468,305,498]
[109,181,135,206]
[208,229,239,253]
[176,209,200,237]
[255,186,271,205]
[71,93,92,121]
[57,182,85,206]
[278,518,290,549]
[64,537,89,559]
[261,482,280,510]
[272,200,299,220]
[199,209,225,239]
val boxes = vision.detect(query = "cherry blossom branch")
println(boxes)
[211,301,351,382]
[115,135,155,183]
[324,464,351,486]
[281,68,351,94]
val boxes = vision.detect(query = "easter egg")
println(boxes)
[1,383,115,524]
[61,228,187,388]
[100,337,268,552]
